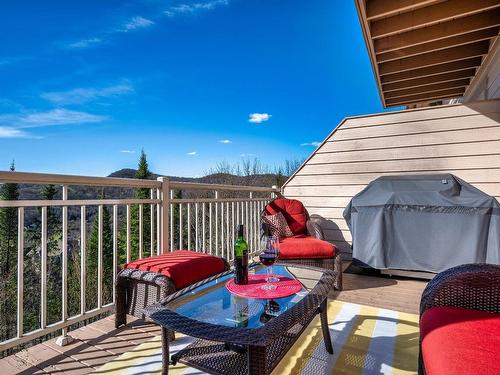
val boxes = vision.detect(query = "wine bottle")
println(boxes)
[234,224,248,285]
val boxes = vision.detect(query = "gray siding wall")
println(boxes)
[464,38,500,101]
[283,99,500,258]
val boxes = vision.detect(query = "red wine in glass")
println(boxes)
[259,253,276,267]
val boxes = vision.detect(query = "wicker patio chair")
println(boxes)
[418,263,500,375]
[262,198,342,290]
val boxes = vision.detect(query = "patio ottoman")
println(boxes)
[115,250,229,328]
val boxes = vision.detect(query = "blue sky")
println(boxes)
[0,0,394,177]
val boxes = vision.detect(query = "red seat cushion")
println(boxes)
[265,198,308,235]
[278,235,336,259]
[124,250,226,289]
[420,306,500,375]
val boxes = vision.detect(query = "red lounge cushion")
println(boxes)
[278,235,336,259]
[421,306,500,375]
[124,250,226,289]
[265,198,308,235]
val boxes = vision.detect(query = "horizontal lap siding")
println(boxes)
[283,100,500,258]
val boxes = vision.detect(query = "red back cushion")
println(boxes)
[265,198,308,235]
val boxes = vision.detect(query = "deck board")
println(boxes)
[0,267,428,374]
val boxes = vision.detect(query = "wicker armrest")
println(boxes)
[420,263,500,317]
[306,219,325,240]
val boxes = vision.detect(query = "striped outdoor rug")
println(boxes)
[94,301,420,375]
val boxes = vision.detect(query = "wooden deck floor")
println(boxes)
[0,267,427,374]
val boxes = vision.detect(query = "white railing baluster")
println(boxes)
[209,201,213,255]
[41,206,47,330]
[97,205,103,309]
[80,206,86,314]
[179,203,183,250]
[249,192,253,251]
[202,203,206,252]
[157,188,161,255]
[226,201,229,259]
[112,205,118,304]
[195,203,199,251]
[170,190,174,251]
[150,190,155,256]
[214,192,219,257]
[245,200,249,249]
[236,200,240,227]
[187,203,191,250]
[126,204,131,263]
[220,198,224,258]
[231,201,235,259]
[61,185,69,337]
[17,207,24,338]
[139,204,143,259]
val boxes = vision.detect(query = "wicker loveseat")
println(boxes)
[262,198,342,290]
[419,263,500,375]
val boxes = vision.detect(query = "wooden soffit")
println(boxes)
[355,0,500,107]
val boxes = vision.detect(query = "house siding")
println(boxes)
[464,38,500,101]
[283,99,500,258]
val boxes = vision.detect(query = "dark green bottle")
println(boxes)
[234,224,248,285]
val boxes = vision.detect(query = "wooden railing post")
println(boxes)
[158,177,170,253]
[271,185,278,199]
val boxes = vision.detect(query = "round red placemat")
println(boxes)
[226,274,302,299]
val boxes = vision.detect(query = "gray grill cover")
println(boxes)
[343,174,500,273]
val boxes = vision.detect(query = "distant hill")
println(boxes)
[107,168,284,188]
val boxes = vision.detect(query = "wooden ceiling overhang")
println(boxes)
[355,0,500,107]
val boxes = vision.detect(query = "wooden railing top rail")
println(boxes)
[0,170,161,188]
[0,171,279,193]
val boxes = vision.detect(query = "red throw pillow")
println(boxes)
[263,212,294,238]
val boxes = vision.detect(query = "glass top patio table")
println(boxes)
[145,262,336,375]
[165,263,314,329]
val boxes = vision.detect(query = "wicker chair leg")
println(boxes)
[334,254,343,291]
[418,348,426,375]
[161,327,170,375]
[319,299,333,354]
[115,275,127,328]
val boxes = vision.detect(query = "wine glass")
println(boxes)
[259,235,280,290]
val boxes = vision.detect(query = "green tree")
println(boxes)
[86,193,114,309]
[119,149,153,263]
[0,161,19,341]
[43,185,63,325]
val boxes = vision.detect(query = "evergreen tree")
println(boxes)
[119,149,153,263]
[43,185,62,325]
[86,193,114,309]
[0,161,19,341]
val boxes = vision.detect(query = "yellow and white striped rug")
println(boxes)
[94,301,420,375]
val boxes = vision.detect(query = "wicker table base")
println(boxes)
[167,299,332,375]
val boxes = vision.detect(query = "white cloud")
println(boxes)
[0,126,29,138]
[165,0,228,17]
[249,113,271,124]
[41,84,134,105]
[187,151,197,155]
[219,139,231,144]
[240,153,256,157]
[300,141,321,147]
[120,150,136,154]
[120,16,155,32]
[0,109,107,128]
[66,38,102,49]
